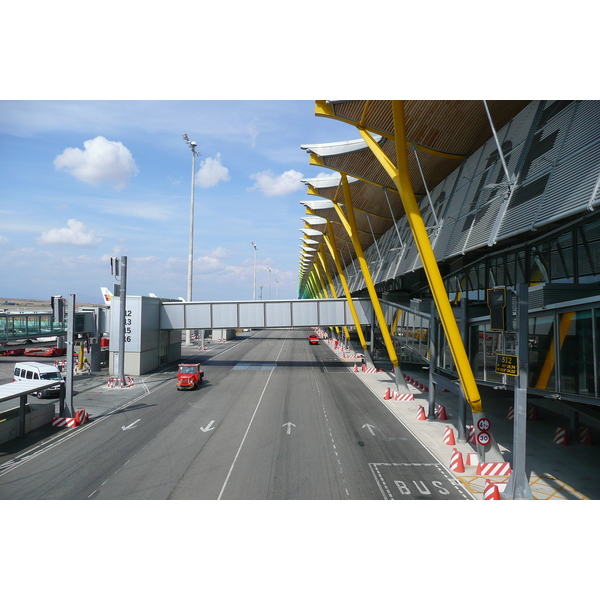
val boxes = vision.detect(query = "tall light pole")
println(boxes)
[275,279,279,300]
[267,266,272,300]
[183,133,200,346]
[252,242,257,300]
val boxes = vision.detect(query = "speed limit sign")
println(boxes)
[477,418,491,431]
[477,432,491,446]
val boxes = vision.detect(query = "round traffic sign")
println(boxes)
[477,417,491,431]
[477,431,491,445]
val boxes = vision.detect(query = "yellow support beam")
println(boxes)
[337,173,400,369]
[356,101,483,413]
[316,245,344,338]
[309,213,369,353]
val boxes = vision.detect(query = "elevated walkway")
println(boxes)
[160,298,372,330]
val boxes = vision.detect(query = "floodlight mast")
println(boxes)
[182,133,200,346]
[252,242,257,300]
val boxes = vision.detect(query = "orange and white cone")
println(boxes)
[554,427,569,445]
[507,406,514,420]
[579,427,593,445]
[353,364,359,373]
[484,479,501,500]
[443,426,456,445]
[450,448,465,473]
[416,405,427,420]
[527,405,539,421]
[383,387,392,400]
[468,425,476,446]
[435,404,447,421]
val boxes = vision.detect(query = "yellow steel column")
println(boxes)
[337,173,401,371]
[322,220,369,353]
[316,244,345,339]
[356,103,482,413]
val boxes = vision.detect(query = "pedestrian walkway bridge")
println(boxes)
[0,311,67,343]
[159,297,372,330]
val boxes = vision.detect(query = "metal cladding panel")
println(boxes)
[560,102,600,156]
[497,101,598,240]
[435,181,475,258]
[264,302,292,327]
[211,304,238,328]
[185,303,212,328]
[291,301,319,326]
[317,299,347,324]
[238,303,266,328]
[535,140,600,223]
[161,303,185,329]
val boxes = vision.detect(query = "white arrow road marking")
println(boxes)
[200,420,215,432]
[362,423,376,436]
[122,419,141,431]
[283,422,296,434]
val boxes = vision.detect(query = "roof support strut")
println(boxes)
[356,100,503,462]
[334,173,410,392]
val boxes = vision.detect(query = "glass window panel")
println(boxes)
[529,314,556,392]
[559,310,594,396]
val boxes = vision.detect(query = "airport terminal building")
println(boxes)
[298,100,600,422]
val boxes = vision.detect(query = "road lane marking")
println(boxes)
[217,331,289,500]
[200,420,215,432]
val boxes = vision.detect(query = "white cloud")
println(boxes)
[195,153,230,188]
[247,117,259,148]
[53,136,139,190]
[38,219,102,246]
[248,169,304,196]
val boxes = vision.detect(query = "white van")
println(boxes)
[13,361,64,398]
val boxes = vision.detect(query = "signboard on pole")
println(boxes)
[495,354,519,376]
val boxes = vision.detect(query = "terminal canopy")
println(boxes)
[299,100,530,290]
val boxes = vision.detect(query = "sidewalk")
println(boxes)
[320,334,600,500]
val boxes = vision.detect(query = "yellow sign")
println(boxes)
[495,354,519,376]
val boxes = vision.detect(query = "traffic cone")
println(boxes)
[484,479,501,500]
[422,386,429,393]
[507,406,514,420]
[383,388,392,400]
[416,405,427,420]
[443,426,456,445]
[435,404,447,421]
[468,425,476,446]
[554,427,569,445]
[353,364,359,373]
[450,448,465,473]
[579,427,593,445]
[527,405,539,421]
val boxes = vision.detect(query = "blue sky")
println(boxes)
[0,100,357,304]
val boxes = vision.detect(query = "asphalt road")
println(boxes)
[0,329,470,500]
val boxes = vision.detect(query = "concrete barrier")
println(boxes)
[0,403,55,445]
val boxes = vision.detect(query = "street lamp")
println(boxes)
[183,133,200,346]
[267,266,272,300]
[252,242,257,300]
[275,279,279,300]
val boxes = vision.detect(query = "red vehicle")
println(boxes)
[308,334,319,345]
[177,363,204,390]
[0,347,25,356]
[23,346,66,357]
